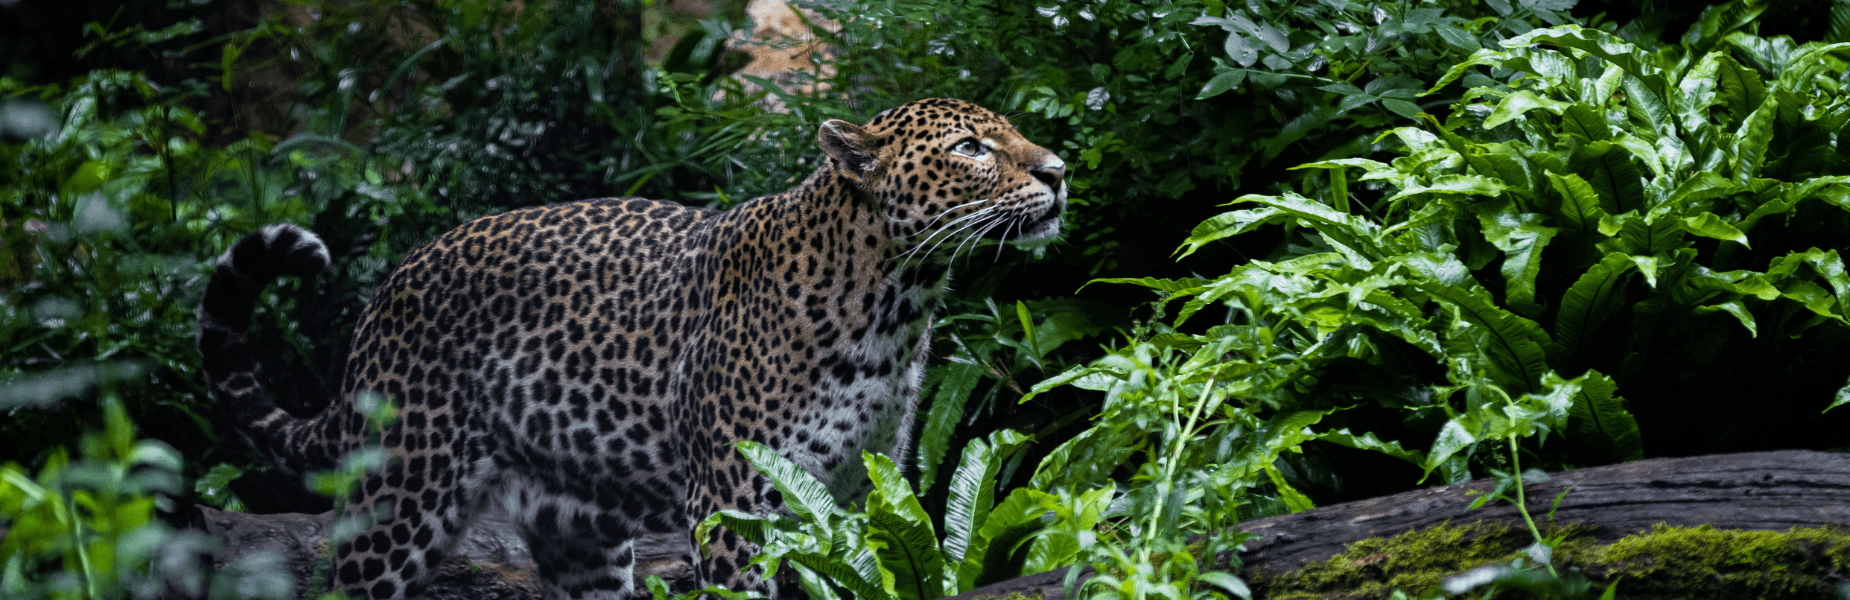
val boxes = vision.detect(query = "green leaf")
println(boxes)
[1477,206,1559,317]
[1198,70,1246,99]
[916,361,985,492]
[1177,209,1287,259]
[1732,94,1779,184]
[785,550,895,600]
[942,430,1030,565]
[1197,572,1253,599]
[1505,26,1672,106]
[1485,90,1572,129]
[1677,212,1748,248]
[1420,281,1552,394]
[734,441,837,523]
[1561,370,1642,462]
[1085,277,1210,294]
[1549,253,1636,366]
[863,454,945,600]
[1422,420,1478,481]
[1385,175,1509,203]
[1568,141,1646,216]
[1694,300,1757,338]
[1029,426,1136,491]
[1317,428,1424,465]
[1545,172,1610,240]
[960,488,1057,591]
[1559,103,1612,141]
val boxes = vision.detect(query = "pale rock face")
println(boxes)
[729,0,839,111]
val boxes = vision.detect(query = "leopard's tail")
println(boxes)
[196,223,342,473]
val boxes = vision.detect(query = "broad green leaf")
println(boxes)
[1085,276,1210,294]
[1196,572,1253,599]
[1687,268,1780,301]
[1021,364,1104,403]
[916,361,985,492]
[1545,172,1609,240]
[1177,208,1286,259]
[1768,248,1850,304]
[1549,253,1636,367]
[1559,370,1642,461]
[1485,90,1572,129]
[1425,49,1512,95]
[1419,281,1552,394]
[1505,26,1672,106]
[1599,211,1683,258]
[1732,94,1778,185]
[1317,428,1424,465]
[1289,158,1396,176]
[1477,206,1559,316]
[1568,141,1646,216]
[700,510,775,549]
[1830,377,1850,413]
[866,453,931,526]
[1029,425,1137,491]
[1463,150,1537,197]
[1694,300,1757,338]
[961,488,1058,590]
[1772,42,1850,94]
[1384,174,1509,203]
[1236,192,1385,261]
[1659,171,1736,218]
[865,478,944,600]
[1677,212,1748,247]
[1421,419,1478,480]
[1198,70,1246,99]
[1559,103,1612,141]
[942,430,1030,564]
[734,441,837,523]
[1621,73,1677,142]
[785,550,894,600]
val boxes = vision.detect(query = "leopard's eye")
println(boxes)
[951,138,990,158]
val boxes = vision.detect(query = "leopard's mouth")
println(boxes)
[1008,187,1065,245]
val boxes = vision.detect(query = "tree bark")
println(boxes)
[946,449,1850,600]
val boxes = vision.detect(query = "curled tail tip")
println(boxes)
[218,223,332,281]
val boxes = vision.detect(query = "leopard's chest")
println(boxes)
[782,281,937,503]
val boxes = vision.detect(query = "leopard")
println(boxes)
[195,97,1067,600]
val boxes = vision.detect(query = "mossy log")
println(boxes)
[949,449,1850,600]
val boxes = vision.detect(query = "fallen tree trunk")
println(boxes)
[947,449,1850,600]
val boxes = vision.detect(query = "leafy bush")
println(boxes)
[0,397,290,599]
[700,432,1112,600]
[1030,15,1850,599]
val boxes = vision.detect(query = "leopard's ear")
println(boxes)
[818,119,883,184]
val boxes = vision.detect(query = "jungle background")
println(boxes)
[5,0,1850,598]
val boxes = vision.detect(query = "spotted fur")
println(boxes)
[196,98,1067,599]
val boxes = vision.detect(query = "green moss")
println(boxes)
[968,592,1041,600]
[1246,522,1850,600]
[1581,524,1850,599]
[1250,522,1592,600]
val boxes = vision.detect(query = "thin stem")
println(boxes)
[1508,435,1558,577]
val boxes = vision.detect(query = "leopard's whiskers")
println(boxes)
[952,215,1009,266]
[891,198,991,237]
[899,206,994,262]
[900,207,999,268]
[994,216,1022,262]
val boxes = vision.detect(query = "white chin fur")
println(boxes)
[1011,216,1062,246]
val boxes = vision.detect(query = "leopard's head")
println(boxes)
[816,98,1066,261]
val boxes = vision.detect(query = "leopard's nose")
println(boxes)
[1030,157,1066,191]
